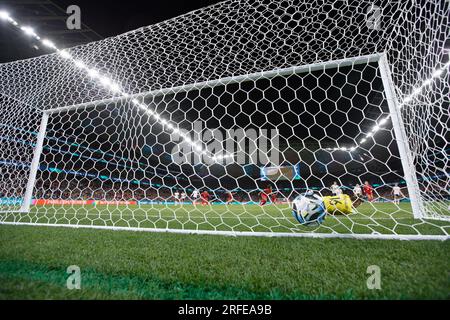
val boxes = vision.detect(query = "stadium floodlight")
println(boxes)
[413,87,423,95]
[378,117,389,126]
[87,69,99,78]
[99,76,111,86]
[402,96,412,104]
[432,69,443,77]
[194,145,203,152]
[57,50,71,59]
[0,10,10,20]
[20,26,36,37]
[109,83,121,93]
[74,60,86,69]
[0,0,449,240]
[42,39,56,49]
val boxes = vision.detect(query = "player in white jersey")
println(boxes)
[353,184,362,198]
[191,189,200,206]
[180,191,186,206]
[330,182,342,196]
[173,191,180,205]
[391,183,404,204]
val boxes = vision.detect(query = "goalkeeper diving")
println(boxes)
[292,190,360,226]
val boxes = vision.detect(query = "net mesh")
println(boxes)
[0,0,448,238]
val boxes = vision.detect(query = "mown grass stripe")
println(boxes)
[0,260,349,300]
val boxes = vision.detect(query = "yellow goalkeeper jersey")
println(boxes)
[323,194,353,215]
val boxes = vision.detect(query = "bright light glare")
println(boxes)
[87,69,99,78]
[74,60,86,69]
[21,26,35,36]
[413,87,422,95]
[378,117,388,126]
[42,39,56,49]
[109,83,121,92]
[194,145,203,152]
[99,77,111,86]
[58,50,71,59]
[0,10,10,20]
[432,69,443,77]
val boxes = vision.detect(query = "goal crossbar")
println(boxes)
[44,53,383,115]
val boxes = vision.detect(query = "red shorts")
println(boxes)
[260,195,268,205]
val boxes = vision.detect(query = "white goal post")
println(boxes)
[0,0,449,240]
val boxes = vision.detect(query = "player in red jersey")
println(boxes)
[270,190,277,204]
[226,191,234,204]
[260,186,272,206]
[201,190,210,206]
[363,181,374,202]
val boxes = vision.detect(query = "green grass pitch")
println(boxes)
[0,202,449,299]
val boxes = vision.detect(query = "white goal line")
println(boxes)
[0,221,448,241]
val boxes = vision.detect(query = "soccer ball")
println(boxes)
[292,192,326,226]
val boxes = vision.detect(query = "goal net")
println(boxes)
[0,0,449,239]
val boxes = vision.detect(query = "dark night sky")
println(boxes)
[55,0,222,38]
[0,0,222,63]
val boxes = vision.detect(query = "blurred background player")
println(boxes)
[173,190,180,205]
[259,185,272,206]
[352,184,363,208]
[180,191,187,206]
[201,190,210,206]
[391,183,404,204]
[226,191,234,204]
[191,189,200,206]
[363,181,374,202]
[353,184,362,198]
[270,189,277,204]
[330,181,342,196]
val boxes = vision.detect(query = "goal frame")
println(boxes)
[12,52,441,240]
